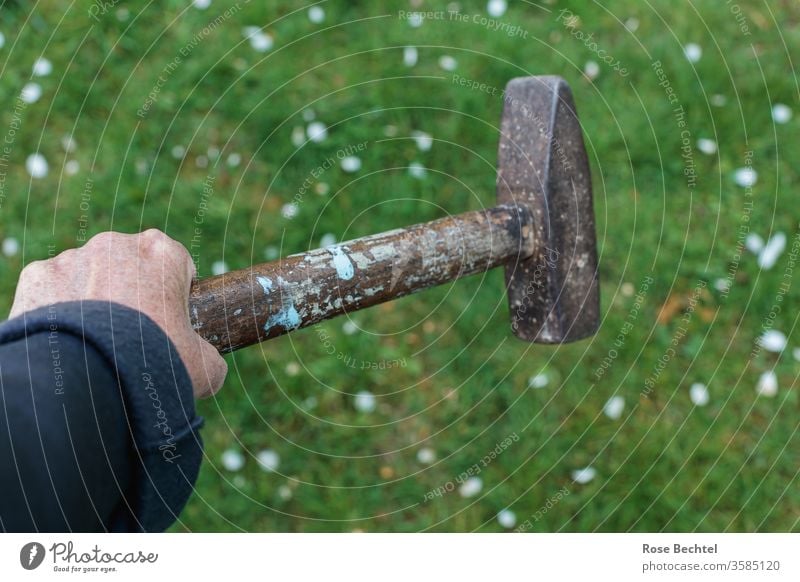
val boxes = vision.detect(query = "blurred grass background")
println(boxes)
[0,0,798,531]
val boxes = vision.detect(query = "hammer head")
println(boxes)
[497,76,600,343]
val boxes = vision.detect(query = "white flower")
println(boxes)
[171,145,186,159]
[758,233,786,270]
[497,508,517,528]
[32,57,52,77]
[20,82,42,104]
[744,233,764,254]
[61,135,77,153]
[308,6,325,23]
[342,320,358,335]
[306,121,328,143]
[696,138,717,155]
[408,162,427,179]
[285,362,300,376]
[528,372,549,389]
[584,60,600,80]
[689,382,709,406]
[733,167,757,188]
[624,17,640,32]
[0,32,5,49]
[487,0,507,18]
[794,347,800,362]
[227,152,242,167]
[315,182,329,195]
[438,55,457,71]
[683,43,702,63]
[571,466,596,484]
[710,94,727,107]
[320,233,337,247]
[291,126,306,147]
[354,390,376,413]
[713,278,730,293]
[243,28,273,52]
[756,370,778,397]
[193,0,211,9]
[408,12,423,27]
[759,330,787,353]
[302,108,316,121]
[2,237,19,257]
[340,156,361,173]
[264,245,280,260]
[195,155,208,168]
[256,449,280,472]
[211,260,228,275]
[281,203,299,219]
[458,476,483,498]
[403,46,418,67]
[411,131,433,152]
[25,153,48,178]
[221,448,245,472]
[771,103,792,124]
[278,485,293,500]
[207,145,220,160]
[250,34,274,52]
[603,395,625,420]
[416,447,436,464]
[64,160,80,175]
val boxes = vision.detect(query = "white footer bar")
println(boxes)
[1,534,797,581]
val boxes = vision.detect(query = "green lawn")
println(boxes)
[0,0,798,531]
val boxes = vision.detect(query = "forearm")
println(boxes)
[0,301,203,532]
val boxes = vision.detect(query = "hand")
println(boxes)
[8,229,227,398]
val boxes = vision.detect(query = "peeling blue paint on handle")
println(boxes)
[328,246,355,280]
[264,303,301,333]
[256,276,273,293]
[255,274,300,333]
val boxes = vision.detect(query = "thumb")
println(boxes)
[193,337,228,398]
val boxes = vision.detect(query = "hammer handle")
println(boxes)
[189,205,535,353]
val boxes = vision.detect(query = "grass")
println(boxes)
[0,0,798,531]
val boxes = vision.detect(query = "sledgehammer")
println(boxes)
[189,76,600,353]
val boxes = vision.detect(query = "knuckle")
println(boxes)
[48,249,84,276]
[26,254,65,272]
[138,229,170,258]
[140,229,178,252]
[22,258,45,271]
[175,242,193,269]
[85,231,117,247]
[146,230,192,270]
[141,228,166,242]
[53,247,77,263]
[20,259,47,277]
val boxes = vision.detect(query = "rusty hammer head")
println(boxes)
[497,76,600,343]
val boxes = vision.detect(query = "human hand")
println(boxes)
[9,229,227,398]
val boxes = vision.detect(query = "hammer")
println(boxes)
[189,76,600,353]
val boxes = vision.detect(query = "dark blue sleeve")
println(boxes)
[0,301,204,532]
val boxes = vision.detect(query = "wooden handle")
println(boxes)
[189,205,535,353]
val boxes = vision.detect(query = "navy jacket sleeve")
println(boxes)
[0,301,204,532]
